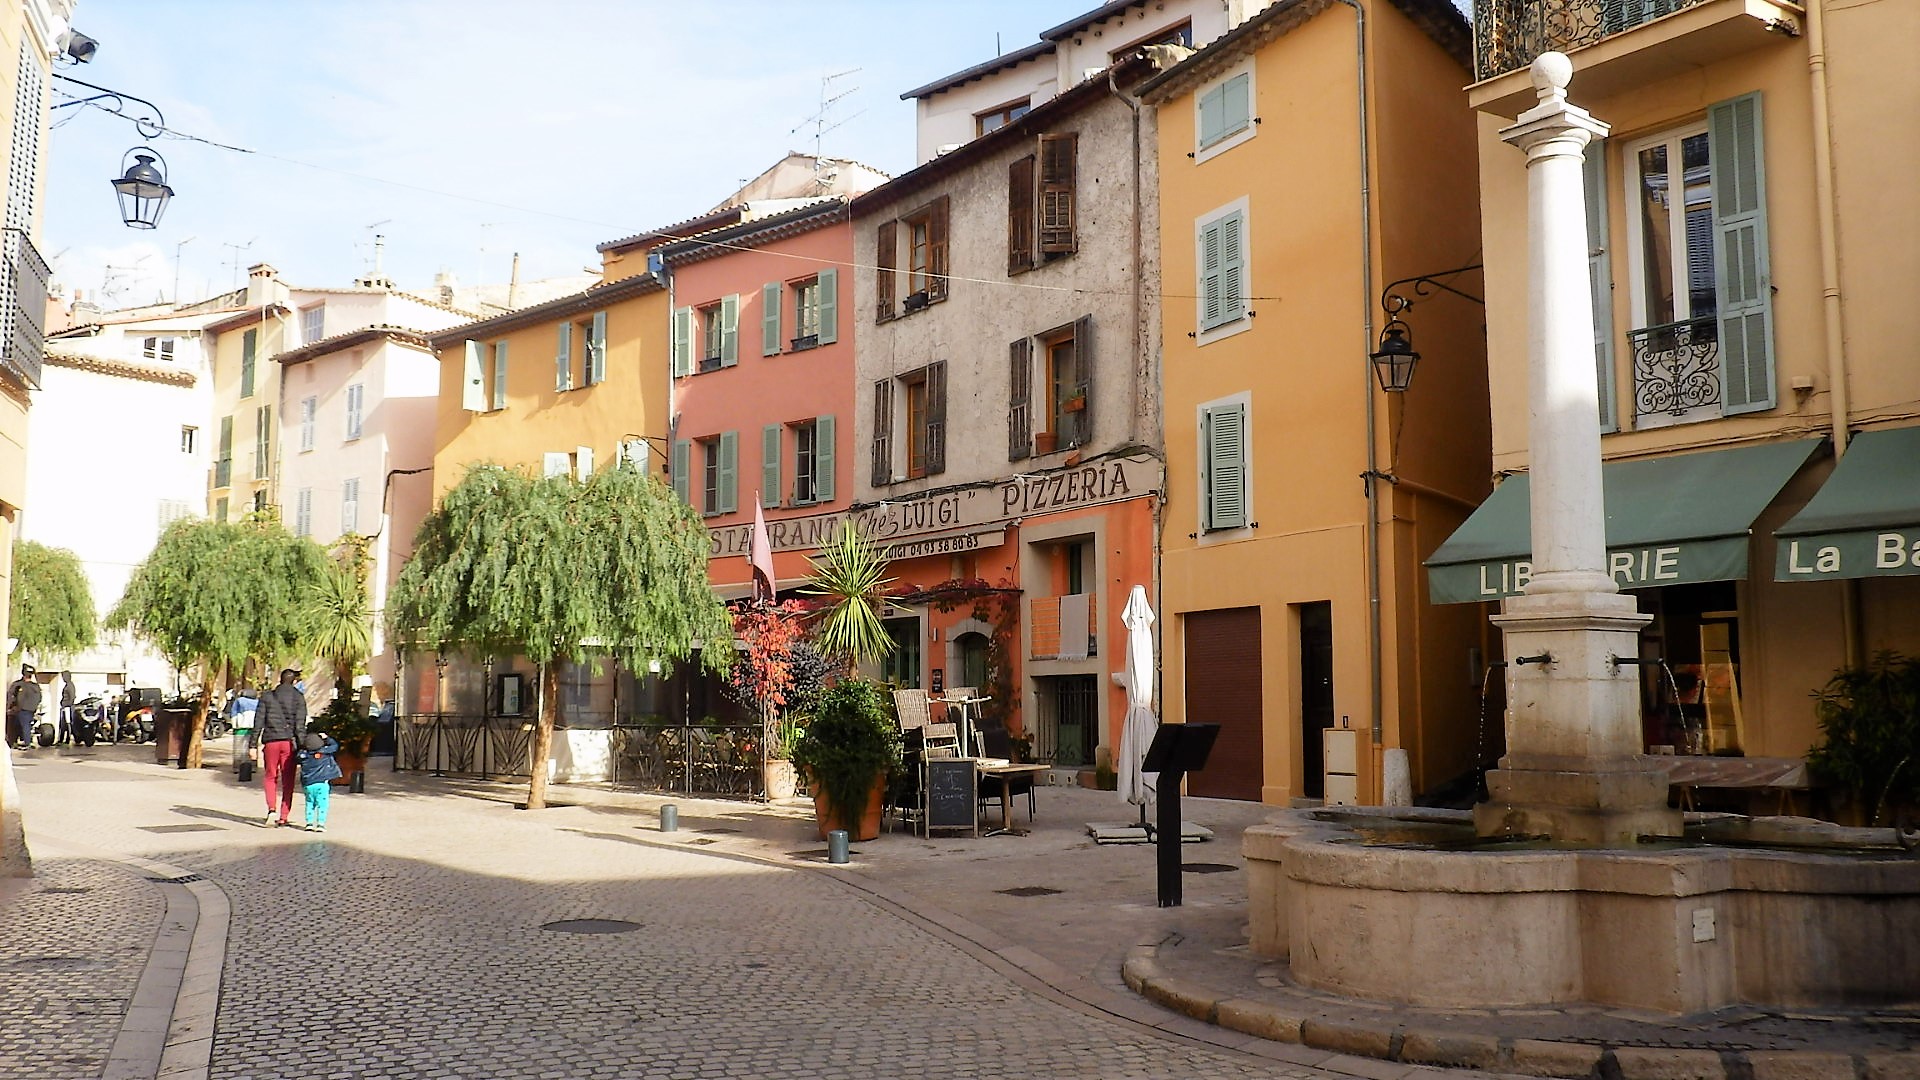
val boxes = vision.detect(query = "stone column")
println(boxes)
[1473,54,1681,846]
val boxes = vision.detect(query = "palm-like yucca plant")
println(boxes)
[804,523,897,669]
[300,558,372,691]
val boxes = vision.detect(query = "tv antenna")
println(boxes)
[100,252,153,307]
[220,238,256,290]
[362,219,392,281]
[791,68,864,171]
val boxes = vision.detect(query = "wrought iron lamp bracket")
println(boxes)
[52,73,167,138]
[1378,263,1486,317]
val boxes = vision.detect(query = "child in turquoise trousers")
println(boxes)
[297,733,342,832]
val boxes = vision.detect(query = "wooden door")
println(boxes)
[1182,607,1264,801]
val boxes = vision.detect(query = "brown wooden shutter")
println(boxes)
[1071,314,1092,447]
[1009,338,1032,461]
[875,220,897,321]
[1039,133,1078,254]
[928,196,950,301]
[1008,155,1035,274]
[925,360,947,475]
[871,378,893,485]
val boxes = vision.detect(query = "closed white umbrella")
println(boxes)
[1118,584,1158,824]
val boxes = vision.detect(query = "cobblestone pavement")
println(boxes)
[5,745,1478,1080]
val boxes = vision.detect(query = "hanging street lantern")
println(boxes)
[1370,317,1420,393]
[111,147,174,229]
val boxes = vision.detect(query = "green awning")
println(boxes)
[1426,439,1823,605]
[1775,426,1920,581]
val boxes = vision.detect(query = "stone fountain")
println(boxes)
[1243,55,1919,1015]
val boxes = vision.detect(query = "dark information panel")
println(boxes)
[925,757,978,834]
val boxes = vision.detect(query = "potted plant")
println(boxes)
[1033,431,1058,455]
[309,699,380,786]
[1808,651,1920,826]
[788,680,901,840]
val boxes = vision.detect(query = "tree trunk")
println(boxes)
[183,661,224,771]
[525,660,556,810]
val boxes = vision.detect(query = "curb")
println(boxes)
[1121,947,1920,1080]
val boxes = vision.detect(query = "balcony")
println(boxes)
[1028,592,1098,662]
[1631,315,1721,428]
[0,228,49,389]
[1471,0,1804,111]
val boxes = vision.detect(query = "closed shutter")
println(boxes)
[813,415,836,502]
[1038,133,1077,254]
[462,340,486,411]
[588,311,607,384]
[1199,218,1224,330]
[1071,315,1092,447]
[762,424,782,508]
[1584,141,1616,432]
[671,306,692,376]
[255,406,271,479]
[1008,155,1034,273]
[1218,211,1246,326]
[491,340,509,410]
[241,329,257,397]
[671,440,691,501]
[925,361,947,476]
[1009,337,1032,461]
[1711,92,1774,415]
[543,452,570,478]
[345,385,363,439]
[341,477,359,533]
[927,196,950,301]
[299,397,315,452]
[295,489,312,537]
[1203,402,1248,531]
[1198,82,1226,148]
[815,268,838,345]
[1182,607,1265,801]
[871,379,892,486]
[1221,73,1250,142]
[720,294,740,367]
[762,282,782,356]
[575,445,594,480]
[875,221,897,321]
[555,321,573,391]
[716,430,739,513]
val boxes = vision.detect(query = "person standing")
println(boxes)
[57,672,76,745]
[296,732,341,833]
[248,668,308,827]
[6,664,40,752]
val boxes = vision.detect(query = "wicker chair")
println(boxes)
[894,689,959,757]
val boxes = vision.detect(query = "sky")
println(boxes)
[41,0,1111,309]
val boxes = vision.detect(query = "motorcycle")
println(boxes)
[71,696,107,747]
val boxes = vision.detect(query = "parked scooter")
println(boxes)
[71,695,107,747]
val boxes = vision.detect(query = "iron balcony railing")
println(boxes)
[1474,0,1713,80]
[1630,315,1721,421]
[0,228,49,389]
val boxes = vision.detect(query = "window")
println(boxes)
[1111,19,1192,60]
[975,98,1031,136]
[179,425,196,454]
[1006,134,1080,272]
[215,497,228,524]
[294,488,313,537]
[215,416,233,488]
[344,384,364,440]
[240,328,257,397]
[253,405,271,480]
[300,396,317,452]
[794,278,821,343]
[491,339,509,409]
[883,617,921,689]
[905,373,928,479]
[677,296,739,374]
[876,197,949,320]
[300,305,324,344]
[762,270,838,356]
[673,433,737,514]
[1200,398,1250,532]
[900,362,947,481]
[341,477,360,534]
[143,336,175,361]
[1196,67,1255,160]
[1196,201,1250,338]
[252,490,267,513]
[1044,318,1092,450]
[777,415,836,506]
[1621,93,1774,428]
[579,312,607,386]
[702,303,725,369]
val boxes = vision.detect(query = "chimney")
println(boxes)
[245,263,286,308]
[434,269,457,306]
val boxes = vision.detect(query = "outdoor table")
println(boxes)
[976,762,1048,837]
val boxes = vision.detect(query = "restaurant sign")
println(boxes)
[706,455,1158,559]
[1775,527,1920,581]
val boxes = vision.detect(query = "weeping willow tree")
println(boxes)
[9,540,97,664]
[108,517,329,768]
[388,461,731,810]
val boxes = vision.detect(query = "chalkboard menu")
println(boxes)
[924,757,978,836]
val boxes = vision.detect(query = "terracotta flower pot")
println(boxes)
[811,770,885,841]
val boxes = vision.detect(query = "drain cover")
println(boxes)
[541,919,641,934]
[1182,862,1238,874]
[140,824,222,833]
[997,886,1062,897]
[685,837,719,846]
[39,886,91,895]
[145,874,203,884]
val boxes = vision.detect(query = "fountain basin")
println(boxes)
[1245,807,1920,1015]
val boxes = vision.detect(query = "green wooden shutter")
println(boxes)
[241,329,257,397]
[1219,210,1246,325]
[1203,403,1248,531]
[1584,141,1617,432]
[717,430,738,513]
[1198,219,1223,330]
[720,294,740,367]
[588,311,607,384]
[555,321,573,391]
[1222,73,1250,141]
[762,282,782,356]
[462,340,486,411]
[816,268,838,345]
[813,415,835,502]
[1198,83,1226,148]
[1711,92,1774,415]
[491,340,509,410]
[671,440,691,502]
[671,306,692,377]
[761,424,782,507]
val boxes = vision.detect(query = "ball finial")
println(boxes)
[1531,52,1573,96]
